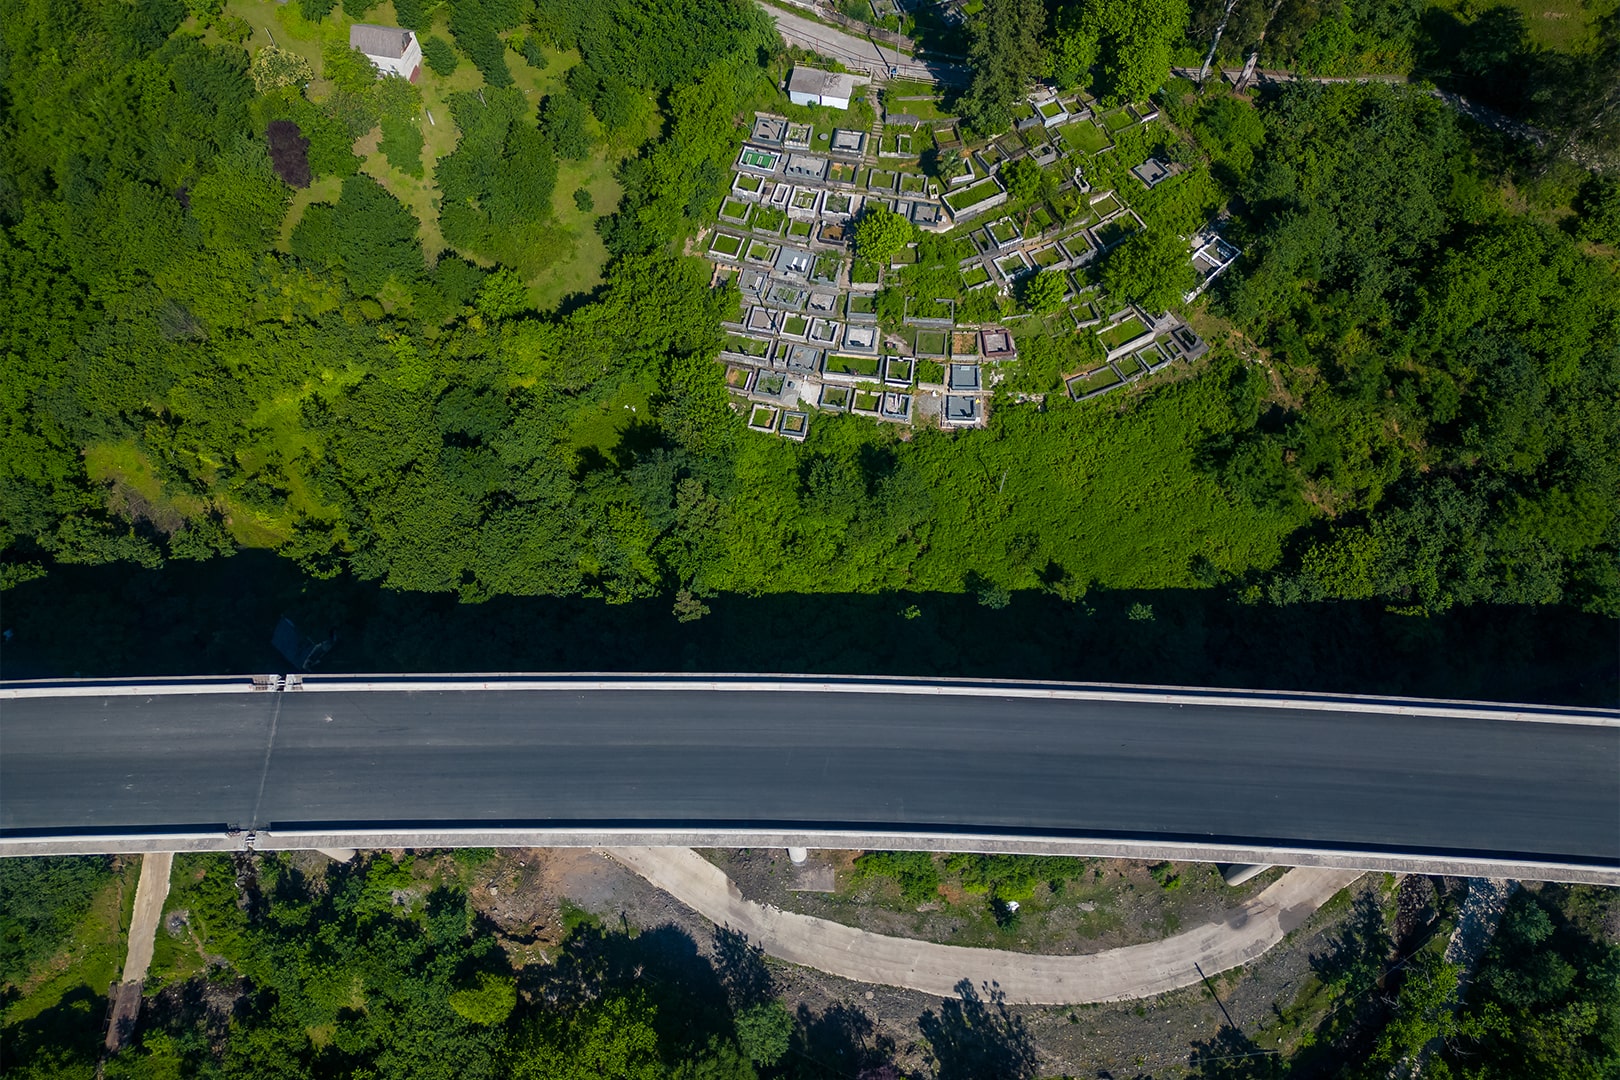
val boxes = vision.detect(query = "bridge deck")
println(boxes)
[2,678,1616,881]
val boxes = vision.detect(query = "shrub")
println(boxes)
[250,46,314,94]
[539,93,592,160]
[573,187,594,212]
[421,35,459,76]
[854,204,913,263]
[266,120,312,187]
[850,851,939,903]
[735,1001,793,1066]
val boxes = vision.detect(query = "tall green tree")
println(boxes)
[963,0,1046,133]
[1101,228,1194,313]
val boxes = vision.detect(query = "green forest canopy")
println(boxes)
[0,0,1615,622]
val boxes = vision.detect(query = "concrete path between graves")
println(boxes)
[608,846,1361,1004]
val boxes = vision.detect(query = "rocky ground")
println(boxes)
[467,847,1396,1078]
[702,848,1288,954]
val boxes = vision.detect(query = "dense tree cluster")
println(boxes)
[0,0,1615,620]
[1209,83,1619,613]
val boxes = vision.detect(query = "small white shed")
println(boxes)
[350,23,422,82]
[787,66,858,109]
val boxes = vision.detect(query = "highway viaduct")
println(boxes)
[2,675,1616,885]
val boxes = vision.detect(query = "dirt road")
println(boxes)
[105,851,173,1051]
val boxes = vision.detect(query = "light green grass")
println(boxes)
[1099,316,1149,349]
[3,861,139,1027]
[224,2,639,309]
[1429,0,1615,51]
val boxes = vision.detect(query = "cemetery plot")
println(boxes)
[1061,122,1112,155]
[1093,217,1138,249]
[944,177,1003,214]
[826,354,882,377]
[724,334,769,357]
[1069,365,1122,396]
[1099,107,1135,133]
[1098,316,1149,351]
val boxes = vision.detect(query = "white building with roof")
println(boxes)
[349,23,422,82]
[787,66,858,109]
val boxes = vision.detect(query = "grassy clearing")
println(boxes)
[225,1,635,308]
[3,861,139,1027]
[569,380,652,458]
[1428,0,1614,51]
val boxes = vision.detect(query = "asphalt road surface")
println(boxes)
[760,4,968,84]
[3,685,1616,869]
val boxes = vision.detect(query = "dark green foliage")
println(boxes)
[298,0,336,20]
[850,851,941,903]
[436,87,559,267]
[516,32,549,69]
[539,92,592,160]
[1445,887,1620,1078]
[0,857,113,986]
[734,1001,792,1066]
[1574,173,1620,245]
[290,175,425,295]
[1048,0,1188,103]
[535,0,777,93]
[963,0,1045,133]
[1218,83,1619,613]
[448,0,514,88]
[394,0,431,30]
[1100,228,1195,313]
[573,186,594,212]
[422,34,460,76]
[189,139,293,250]
[1018,268,1065,312]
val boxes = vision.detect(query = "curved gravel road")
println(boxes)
[610,847,1362,1004]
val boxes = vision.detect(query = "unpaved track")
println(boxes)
[122,851,172,984]
[106,852,172,1051]
[609,847,1361,1004]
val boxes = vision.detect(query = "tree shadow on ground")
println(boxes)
[0,984,107,1077]
[1288,889,1397,1078]
[712,925,774,1010]
[789,1000,897,1079]
[916,979,1038,1080]
[528,922,738,1063]
[1187,1026,1285,1079]
[5,553,1613,707]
